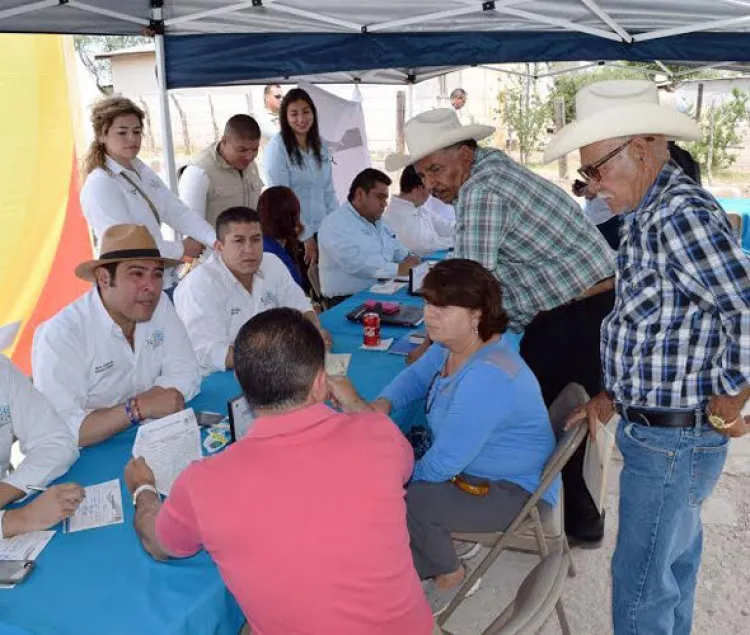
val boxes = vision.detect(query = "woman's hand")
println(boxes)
[327,376,372,413]
[303,237,318,266]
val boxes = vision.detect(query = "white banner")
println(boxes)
[301,83,370,203]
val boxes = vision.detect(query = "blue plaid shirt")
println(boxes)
[602,161,750,409]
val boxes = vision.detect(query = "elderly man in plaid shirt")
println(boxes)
[546,80,750,635]
[387,108,616,545]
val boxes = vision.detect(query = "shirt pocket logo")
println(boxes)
[260,291,278,308]
[230,307,242,316]
[94,361,115,374]
[146,329,165,349]
[0,405,11,428]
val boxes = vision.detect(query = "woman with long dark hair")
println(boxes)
[256,186,305,289]
[263,88,339,267]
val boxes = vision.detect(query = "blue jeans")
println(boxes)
[612,418,728,635]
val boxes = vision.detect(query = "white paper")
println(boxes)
[583,415,619,513]
[0,530,54,561]
[133,408,202,496]
[370,280,407,294]
[360,338,394,352]
[65,479,124,533]
[0,321,21,352]
[325,353,351,377]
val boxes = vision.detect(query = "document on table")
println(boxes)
[325,353,351,377]
[583,415,619,513]
[65,479,124,533]
[0,530,55,561]
[370,280,407,294]
[133,408,202,496]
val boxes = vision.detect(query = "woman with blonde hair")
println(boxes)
[80,96,216,290]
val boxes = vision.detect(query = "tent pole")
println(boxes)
[407,82,414,119]
[155,33,178,193]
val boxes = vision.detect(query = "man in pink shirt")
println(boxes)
[124,307,434,635]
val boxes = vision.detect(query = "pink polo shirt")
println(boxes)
[155,403,433,635]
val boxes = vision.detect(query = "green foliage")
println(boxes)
[498,63,550,164]
[684,88,750,177]
[74,35,151,94]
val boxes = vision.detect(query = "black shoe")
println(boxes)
[566,510,606,548]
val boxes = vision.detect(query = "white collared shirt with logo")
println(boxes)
[0,355,79,498]
[174,252,313,374]
[80,156,217,286]
[31,289,202,440]
[383,195,454,257]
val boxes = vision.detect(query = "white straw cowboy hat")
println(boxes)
[544,80,701,163]
[75,224,182,282]
[385,108,494,172]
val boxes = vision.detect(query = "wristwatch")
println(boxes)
[708,413,736,431]
[132,484,159,507]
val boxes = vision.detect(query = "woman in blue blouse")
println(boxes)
[329,259,559,615]
[263,88,339,268]
[257,186,305,289]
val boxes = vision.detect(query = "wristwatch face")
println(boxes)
[708,414,731,430]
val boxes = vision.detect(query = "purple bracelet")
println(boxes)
[124,398,140,426]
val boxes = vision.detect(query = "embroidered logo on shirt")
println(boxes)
[146,329,165,349]
[0,405,11,428]
[259,291,278,308]
[94,361,115,374]
[230,307,242,316]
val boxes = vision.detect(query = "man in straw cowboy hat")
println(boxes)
[550,80,750,634]
[386,108,616,545]
[32,224,202,448]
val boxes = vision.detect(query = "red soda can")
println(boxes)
[363,312,381,347]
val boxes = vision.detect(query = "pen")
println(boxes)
[27,486,47,492]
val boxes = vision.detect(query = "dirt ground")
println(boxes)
[442,436,750,634]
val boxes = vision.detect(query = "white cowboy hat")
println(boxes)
[385,108,494,172]
[543,80,701,163]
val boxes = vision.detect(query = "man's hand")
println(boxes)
[135,387,185,421]
[182,237,204,260]
[565,391,615,441]
[326,376,371,413]
[8,484,85,536]
[707,393,747,429]
[723,417,749,438]
[125,457,157,494]
[225,345,234,370]
[397,255,421,277]
[303,237,318,266]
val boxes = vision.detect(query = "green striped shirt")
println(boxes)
[454,148,615,330]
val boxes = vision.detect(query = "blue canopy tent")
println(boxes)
[3,0,750,185]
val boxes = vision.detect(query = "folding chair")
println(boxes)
[437,383,590,634]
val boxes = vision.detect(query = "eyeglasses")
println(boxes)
[577,136,655,182]
[577,138,634,182]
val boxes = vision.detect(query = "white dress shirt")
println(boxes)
[80,156,216,285]
[423,195,457,225]
[383,195,454,257]
[582,196,616,226]
[318,201,411,297]
[32,289,201,439]
[255,107,280,141]
[174,252,313,374]
[177,166,213,221]
[0,355,78,497]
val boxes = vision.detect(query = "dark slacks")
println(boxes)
[520,288,615,541]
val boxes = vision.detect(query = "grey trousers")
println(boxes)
[407,478,542,579]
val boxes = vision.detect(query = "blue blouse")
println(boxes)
[262,236,304,288]
[263,134,339,241]
[379,338,560,505]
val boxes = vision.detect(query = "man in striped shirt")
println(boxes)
[548,80,750,635]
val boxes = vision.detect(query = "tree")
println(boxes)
[74,35,151,94]
[684,88,749,181]
[499,63,549,165]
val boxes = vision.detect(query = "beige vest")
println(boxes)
[193,143,264,227]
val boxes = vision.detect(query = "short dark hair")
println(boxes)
[421,259,509,340]
[399,165,424,194]
[264,84,281,96]
[347,168,392,203]
[257,186,302,244]
[234,308,325,411]
[224,114,261,141]
[95,262,120,288]
[216,206,261,242]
